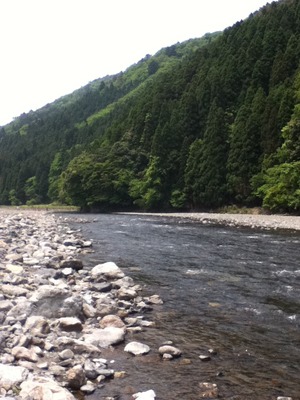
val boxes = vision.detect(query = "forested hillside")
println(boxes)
[0,0,299,213]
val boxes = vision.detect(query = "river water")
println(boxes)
[66,213,300,400]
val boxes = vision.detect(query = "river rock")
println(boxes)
[58,317,83,332]
[82,302,97,318]
[99,314,126,329]
[1,284,29,297]
[66,365,86,390]
[5,253,23,262]
[25,316,51,336]
[30,286,83,318]
[113,276,135,289]
[56,337,101,355]
[146,294,163,305]
[80,383,96,394]
[20,377,75,400]
[277,398,293,400]
[84,359,99,380]
[60,259,84,271]
[117,287,137,300]
[158,345,182,357]
[198,382,219,398]
[83,327,126,348]
[91,262,125,279]
[7,297,33,319]
[133,389,156,399]
[199,354,211,362]
[0,364,29,389]
[11,346,39,362]
[59,349,75,360]
[124,341,150,355]
[91,282,112,292]
[6,264,24,274]
[0,300,14,312]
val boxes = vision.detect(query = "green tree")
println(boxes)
[9,189,21,206]
[227,87,266,203]
[188,100,228,207]
[255,162,300,212]
[24,176,41,205]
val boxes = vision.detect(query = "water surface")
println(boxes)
[66,213,300,399]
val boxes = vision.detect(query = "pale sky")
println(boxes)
[0,0,274,126]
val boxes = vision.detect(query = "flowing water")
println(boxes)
[66,213,300,400]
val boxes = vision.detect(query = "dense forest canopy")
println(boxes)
[0,0,299,213]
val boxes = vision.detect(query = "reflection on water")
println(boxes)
[66,213,300,399]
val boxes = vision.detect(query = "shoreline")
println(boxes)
[1,207,299,232]
[0,209,162,400]
[118,212,300,232]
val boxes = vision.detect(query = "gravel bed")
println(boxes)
[121,212,300,231]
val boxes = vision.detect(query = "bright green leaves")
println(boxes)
[255,162,300,212]
[24,176,41,205]
[129,156,163,210]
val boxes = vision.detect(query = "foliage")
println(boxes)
[255,162,300,212]
[0,0,300,214]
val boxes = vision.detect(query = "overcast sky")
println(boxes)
[0,0,275,126]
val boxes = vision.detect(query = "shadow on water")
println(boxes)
[64,213,300,400]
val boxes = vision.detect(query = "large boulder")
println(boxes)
[0,364,29,390]
[29,286,83,318]
[19,377,75,400]
[91,262,125,279]
[83,327,126,348]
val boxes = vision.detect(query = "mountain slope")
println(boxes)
[0,0,299,213]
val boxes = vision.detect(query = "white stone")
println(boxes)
[0,300,14,312]
[0,364,29,388]
[124,341,150,355]
[83,327,125,348]
[20,377,75,400]
[158,345,182,357]
[91,262,125,279]
[133,389,156,399]
[6,264,24,274]
[117,287,137,300]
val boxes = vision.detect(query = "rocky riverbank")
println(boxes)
[0,209,296,400]
[121,212,300,232]
[0,209,173,400]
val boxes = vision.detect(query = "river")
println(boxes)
[66,213,300,400]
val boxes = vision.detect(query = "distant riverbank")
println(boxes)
[118,212,300,231]
[1,207,299,232]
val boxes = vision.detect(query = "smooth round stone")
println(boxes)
[124,341,150,355]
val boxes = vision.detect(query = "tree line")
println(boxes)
[0,0,299,213]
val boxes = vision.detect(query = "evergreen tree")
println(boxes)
[185,100,228,208]
[227,87,266,203]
